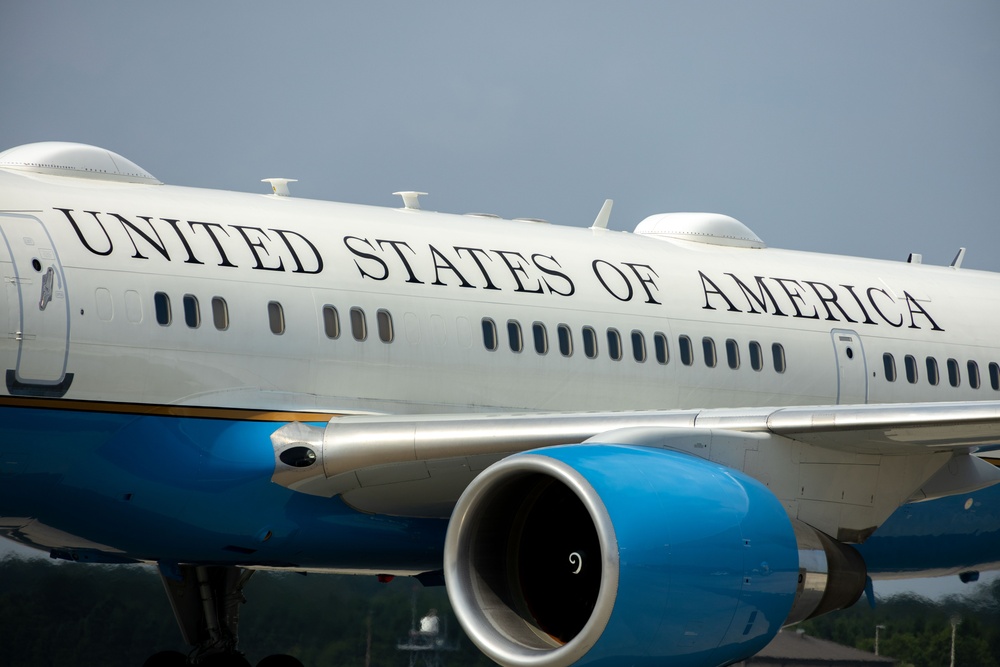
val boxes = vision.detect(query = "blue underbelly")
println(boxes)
[0,404,447,572]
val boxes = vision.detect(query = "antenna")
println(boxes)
[950,247,966,269]
[591,199,613,230]
[393,191,427,210]
[262,178,297,197]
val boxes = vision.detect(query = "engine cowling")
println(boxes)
[444,444,866,667]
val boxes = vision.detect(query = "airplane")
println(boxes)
[0,140,999,667]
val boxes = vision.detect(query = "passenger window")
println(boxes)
[350,307,366,341]
[582,326,598,359]
[268,301,285,335]
[702,337,717,368]
[533,322,548,355]
[726,339,739,369]
[883,353,896,382]
[323,305,340,339]
[183,295,200,328]
[631,330,646,363]
[212,297,229,331]
[749,341,763,371]
[991,362,1000,391]
[701,336,719,368]
[653,332,668,365]
[905,355,918,384]
[679,335,693,366]
[96,288,113,322]
[557,324,573,357]
[926,357,939,386]
[947,358,960,387]
[772,343,786,373]
[968,361,981,390]
[508,320,523,353]
[607,328,622,361]
[377,309,393,343]
[482,318,498,351]
[154,292,171,326]
[124,290,142,323]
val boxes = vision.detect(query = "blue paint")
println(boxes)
[860,484,1000,576]
[0,405,447,571]
[531,445,799,667]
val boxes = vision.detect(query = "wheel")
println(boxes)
[143,650,188,667]
[257,655,305,667]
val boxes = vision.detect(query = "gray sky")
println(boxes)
[1,1,999,597]
[2,1,999,269]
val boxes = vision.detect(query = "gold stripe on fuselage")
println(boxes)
[0,395,339,423]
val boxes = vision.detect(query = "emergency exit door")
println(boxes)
[830,329,867,404]
[0,214,72,395]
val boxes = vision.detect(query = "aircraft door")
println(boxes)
[830,329,867,404]
[0,214,73,396]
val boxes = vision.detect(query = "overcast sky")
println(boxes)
[2,2,999,596]
[2,1,998,270]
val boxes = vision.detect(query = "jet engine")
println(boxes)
[444,444,866,667]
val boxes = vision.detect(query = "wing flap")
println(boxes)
[767,401,1000,453]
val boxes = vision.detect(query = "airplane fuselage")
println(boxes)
[3,169,998,419]
[4,143,1000,666]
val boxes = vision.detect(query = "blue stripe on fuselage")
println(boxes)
[860,485,1000,577]
[0,405,447,571]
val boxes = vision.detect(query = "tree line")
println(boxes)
[800,579,1000,667]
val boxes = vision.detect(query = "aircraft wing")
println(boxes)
[271,399,1000,518]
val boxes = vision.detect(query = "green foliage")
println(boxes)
[0,556,492,667]
[800,579,1000,667]
[0,556,181,666]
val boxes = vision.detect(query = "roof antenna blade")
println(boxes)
[262,178,297,197]
[393,191,427,210]
[950,247,966,269]
[591,199,613,230]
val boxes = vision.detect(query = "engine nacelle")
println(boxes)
[444,444,866,667]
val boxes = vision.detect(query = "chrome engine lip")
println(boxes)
[444,453,620,667]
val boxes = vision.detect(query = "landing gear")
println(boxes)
[156,564,251,665]
[147,564,302,667]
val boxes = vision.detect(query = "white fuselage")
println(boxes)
[2,167,998,418]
